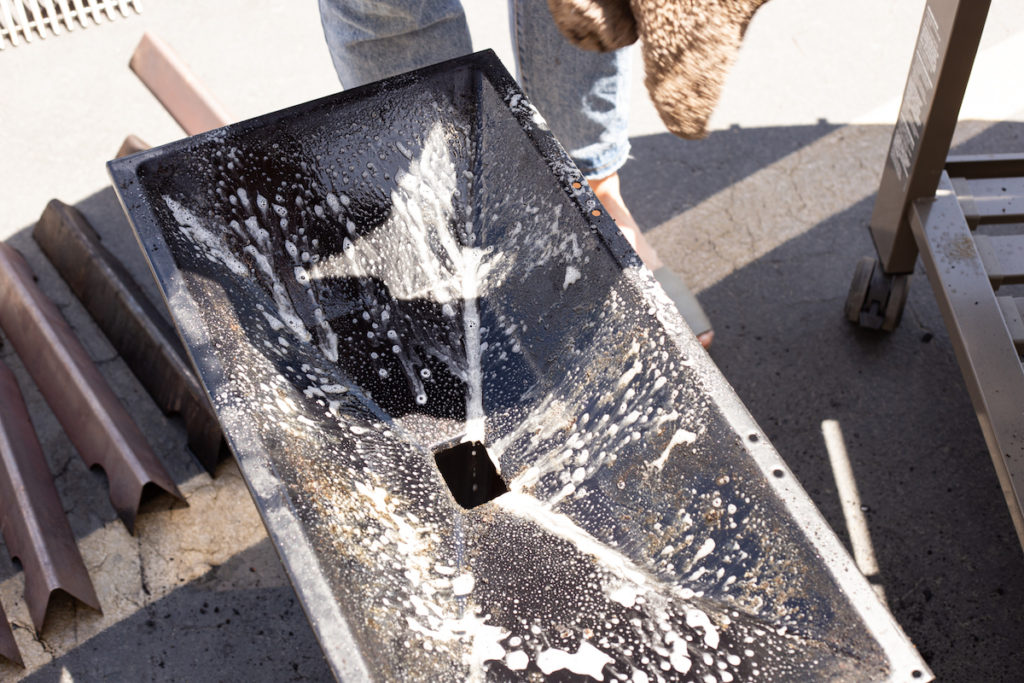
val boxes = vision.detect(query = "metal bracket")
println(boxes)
[33,199,224,473]
[0,600,21,667]
[0,243,183,533]
[0,360,101,634]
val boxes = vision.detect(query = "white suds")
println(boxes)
[163,197,249,277]
[609,585,638,608]
[650,428,697,471]
[694,537,716,562]
[563,265,581,289]
[505,650,529,670]
[685,608,720,649]
[451,573,475,596]
[495,493,649,589]
[536,641,613,680]
[461,248,487,446]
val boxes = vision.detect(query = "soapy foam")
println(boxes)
[153,80,848,682]
[536,641,613,680]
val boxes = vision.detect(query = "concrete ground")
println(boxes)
[1,0,1022,680]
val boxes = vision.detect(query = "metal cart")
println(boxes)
[846,0,1024,548]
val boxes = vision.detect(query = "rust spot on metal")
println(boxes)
[0,243,183,533]
[0,360,101,635]
[944,234,977,263]
[33,199,224,473]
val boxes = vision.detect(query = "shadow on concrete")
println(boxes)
[688,120,1024,681]
[621,119,841,230]
[14,538,330,682]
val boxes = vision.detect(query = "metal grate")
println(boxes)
[0,0,141,50]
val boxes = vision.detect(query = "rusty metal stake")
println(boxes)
[33,199,224,473]
[0,243,183,533]
[129,32,231,136]
[0,360,101,635]
[0,599,22,667]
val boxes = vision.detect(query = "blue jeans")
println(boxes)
[317,0,632,179]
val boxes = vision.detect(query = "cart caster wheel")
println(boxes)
[845,256,910,332]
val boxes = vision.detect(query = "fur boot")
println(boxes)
[548,0,770,139]
[546,0,637,51]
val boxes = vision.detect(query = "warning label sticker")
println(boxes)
[890,5,942,184]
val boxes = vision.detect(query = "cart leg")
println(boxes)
[845,257,910,332]
[848,0,990,330]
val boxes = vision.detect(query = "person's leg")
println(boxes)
[318,0,472,87]
[509,0,712,346]
[592,172,713,347]
[510,0,631,181]
[586,172,655,262]
[509,1,650,269]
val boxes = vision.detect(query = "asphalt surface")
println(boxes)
[1,0,1023,681]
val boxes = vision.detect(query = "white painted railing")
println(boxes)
[0,0,141,49]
